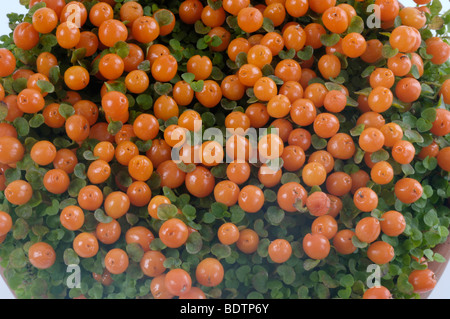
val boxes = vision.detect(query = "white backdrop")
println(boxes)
[0,0,449,299]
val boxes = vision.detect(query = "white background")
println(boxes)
[0,0,449,299]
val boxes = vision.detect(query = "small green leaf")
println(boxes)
[196,37,208,50]
[59,103,75,119]
[265,206,285,225]
[149,238,166,251]
[185,231,203,254]
[181,72,196,83]
[28,1,46,16]
[211,66,224,81]
[433,252,446,263]
[311,134,327,150]
[28,113,45,128]
[136,94,153,110]
[157,204,179,220]
[207,0,223,10]
[107,120,123,135]
[303,259,320,271]
[351,235,368,248]
[88,282,104,299]
[181,204,196,221]
[201,111,216,127]
[13,218,29,240]
[9,248,28,269]
[430,0,443,15]
[423,210,439,227]
[0,103,8,121]
[297,46,313,60]
[94,209,113,224]
[194,20,211,34]
[262,17,274,32]
[338,287,352,299]
[354,87,372,96]
[154,9,174,27]
[263,189,277,203]
[276,265,296,284]
[221,98,237,110]
[320,33,340,47]
[49,66,60,84]
[370,149,390,163]
[137,60,151,72]
[281,172,300,184]
[162,186,177,202]
[420,83,434,96]
[267,75,283,85]
[329,74,346,84]
[211,163,227,178]
[126,243,144,263]
[13,117,29,137]
[421,108,437,122]
[261,64,275,76]
[235,52,247,68]
[354,147,365,164]
[416,118,433,132]
[361,65,376,78]
[319,270,339,288]
[429,15,444,30]
[71,47,87,64]
[254,219,268,237]
[404,129,424,143]
[236,265,251,282]
[230,205,245,224]
[252,271,269,293]
[31,224,49,237]
[202,212,216,224]
[350,123,365,136]
[64,248,80,265]
[423,156,438,170]
[294,198,307,213]
[135,139,153,153]
[397,273,414,295]
[68,178,87,197]
[113,41,130,59]
[211,202,228,218]
[278,48,296,60]
[154,82,172,95]
[393,16,402,28]
[211,243,232,259]
[44,199,60,216]
[83,150,99,161]
[298,286,310,299]
[12,78,28,93]
[15,204,32,219]
[210,35,223,47]
[40,34,57,49]
[74,163,86,179]
[381,44,399,59]
[339,274,354,288]
[347,16,364,34]
[409,64,420,79]
[190,80,204,92]
[324,82,343,92]
[346,95,359,107]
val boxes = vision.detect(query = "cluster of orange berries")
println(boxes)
[0,0,448,300]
